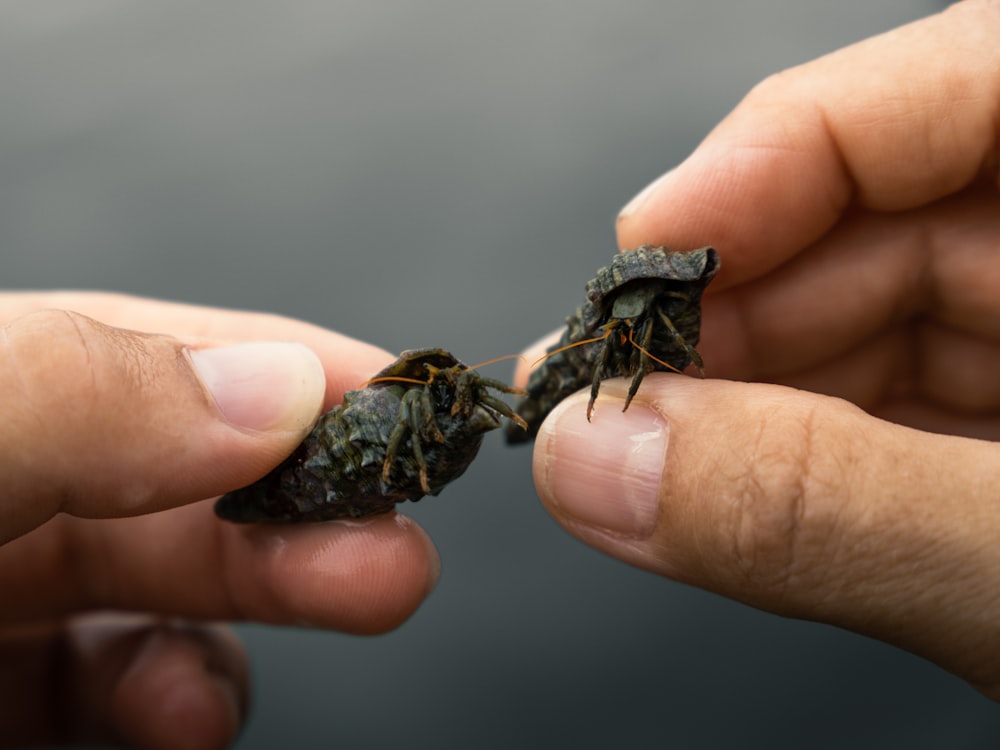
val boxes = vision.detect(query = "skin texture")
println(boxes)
[518,0,1000,700]
[4,3,1000,745]
[0,293,439,748]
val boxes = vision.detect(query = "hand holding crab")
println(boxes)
[0,295,438,747]
[520,1,1000,701]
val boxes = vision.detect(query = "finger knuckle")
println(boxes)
[1,310,165,510]
[6,308,158,408]
[724,400,840,603]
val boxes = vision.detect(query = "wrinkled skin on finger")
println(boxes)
[0,293,442,746]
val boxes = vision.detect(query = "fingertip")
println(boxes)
[112,625,247,750]
[48,615,249,750]
[614,137,840,289]
[533,385,666,541]
[615,169,675,243]
[223,512,440,634]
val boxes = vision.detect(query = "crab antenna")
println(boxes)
[466,353,528,371]
[530,328,613,369]
[361,375,428,387]
[627,328,683,374]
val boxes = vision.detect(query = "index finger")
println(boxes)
[616,1,1000,288]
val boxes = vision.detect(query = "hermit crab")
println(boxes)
[216,348,526,522]
[506,245,719,443]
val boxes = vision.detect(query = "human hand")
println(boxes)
[0,293,439,748]
[519,1,1000,698]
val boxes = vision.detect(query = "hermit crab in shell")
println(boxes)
[215,348,526,523]
[505,245,720,443]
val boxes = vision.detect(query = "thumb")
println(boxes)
[0,309,325,541]
[532,375,1000,698]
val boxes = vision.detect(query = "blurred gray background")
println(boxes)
[3,1,996,748]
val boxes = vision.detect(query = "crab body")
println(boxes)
[506,246,719,443]
[216,348,523,522]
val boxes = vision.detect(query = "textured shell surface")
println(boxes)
[215,348,522,522]
[506,246,719,443]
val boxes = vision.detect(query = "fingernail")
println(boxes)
[189,342,325,432]
[618,170,671,221]
[535,391,667,538]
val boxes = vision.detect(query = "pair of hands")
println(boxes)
[4,2,1000,746]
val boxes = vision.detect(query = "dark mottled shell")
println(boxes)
[506,246,719,443]
[216,348,519,522]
